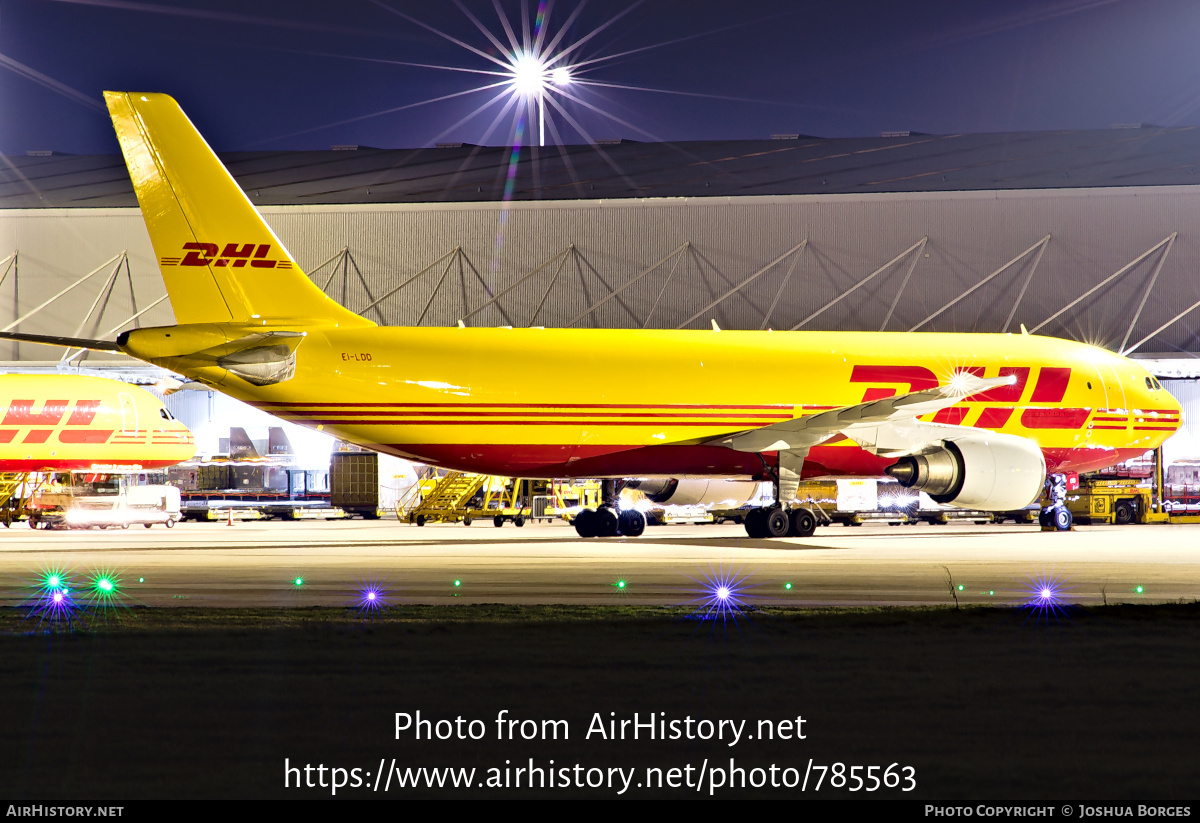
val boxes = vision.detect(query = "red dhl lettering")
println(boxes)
[851,366,939,401]
[1030,367,1071,402]
[930,407,969,425]
[975,407,1014,429]
[1,399,102,426]
[172,242,283,269]
[67,399,100,425]
[3,400,69,426]
[852,365,1066,404]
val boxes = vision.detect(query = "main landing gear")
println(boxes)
[1038,473,1073,531]
[574,480,646,538]
[743,505,817,538]
[743,459,819,539]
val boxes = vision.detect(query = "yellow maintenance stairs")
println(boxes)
[0,472,40,526]
[399,470,489,526]
[397,469,601,527]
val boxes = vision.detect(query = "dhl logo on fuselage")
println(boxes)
[850,365,1179,432]
[159,243,293,270]
[0,398,109,445]
[0,398,192,447]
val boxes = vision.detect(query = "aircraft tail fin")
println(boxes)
[268,426,293,456]
[104,91,372,328]
[228,427,260,459]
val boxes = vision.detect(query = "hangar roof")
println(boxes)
[3,125,1200,208]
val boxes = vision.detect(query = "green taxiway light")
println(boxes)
[1136,585,1144,594]
[97,578,114,593]
[616,580,626,590]
[784,582,793,590]
[957,584,965,592]
[138,577,144,583]
[453,579,462,588]
[293,577,304,587]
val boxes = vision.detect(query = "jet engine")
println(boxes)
[884,433,1046,511]
[625,479,761,507]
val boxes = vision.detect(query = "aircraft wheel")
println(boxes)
[165,519,175,528]
[618,509,646,537]
[145,523,153,528]
[744,507,768,538]
[28,516,37,529]
[574,509,598,538]
[1114,501,1136,525]
[463,516,472,526]
[1053,506,1073,531]
[121,523,129,529]
[493,515,505,527]
[594,507,619,537]
[514,515,525,527]
[1037,508,1052,528]
[765,507,790,538]
[788,508,817,538]
[415,515,426,527]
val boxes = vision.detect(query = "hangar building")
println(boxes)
[2,125,1199,456]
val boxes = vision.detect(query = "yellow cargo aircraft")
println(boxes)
[0,374,195,471]
[1,92,1182,538]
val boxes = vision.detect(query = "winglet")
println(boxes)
[711,319,721,332]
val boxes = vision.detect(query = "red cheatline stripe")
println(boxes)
[250,401,793,410]
[1093,416,1127,421]
[291,419,764,427]
[1134,426,1178,431]
[274,410,792,420]
[1091,425,1127,430]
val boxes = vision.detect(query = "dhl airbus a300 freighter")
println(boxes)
[0,374,194,471]
[2,92,1180,539]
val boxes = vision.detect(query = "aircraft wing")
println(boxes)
[711,373,1016,453]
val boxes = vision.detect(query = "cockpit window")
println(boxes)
[159,408,174,420]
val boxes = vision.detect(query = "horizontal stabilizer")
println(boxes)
[0,331,120,351]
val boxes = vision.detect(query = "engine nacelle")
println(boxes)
[625,479,761,507]
[884,433,1046,511]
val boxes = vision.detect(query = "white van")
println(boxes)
[29,473,182,529]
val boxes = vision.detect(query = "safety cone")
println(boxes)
[226,507,234,526]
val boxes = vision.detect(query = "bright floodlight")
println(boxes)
[511,53,546,97]
[716,586,731,601]
[551,66,572,86]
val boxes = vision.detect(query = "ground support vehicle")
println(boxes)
[29,473,182,529]
[1063,478,1153,525]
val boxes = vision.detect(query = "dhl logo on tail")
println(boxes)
[160,243,293,269]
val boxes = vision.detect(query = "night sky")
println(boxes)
[2,0,1200,155]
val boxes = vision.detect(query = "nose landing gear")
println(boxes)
[1038,474,1073,531]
